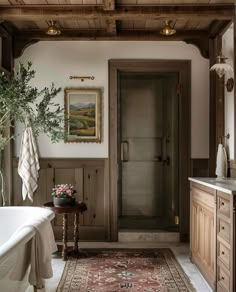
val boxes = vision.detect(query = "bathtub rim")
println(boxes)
[0,206,55,264]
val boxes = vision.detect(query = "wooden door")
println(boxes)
[109,60,191,241]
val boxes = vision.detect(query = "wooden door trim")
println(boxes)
[109,59,191,241]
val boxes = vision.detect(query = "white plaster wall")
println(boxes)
[15,41,209,158]
[223,25,234,160]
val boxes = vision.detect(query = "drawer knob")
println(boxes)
[221,226,225,230]
[221,251,225,255]
[221,276,225,280]
[221,201,225,206]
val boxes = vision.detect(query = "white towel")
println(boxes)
[18,127,40,202]
[215,144,228,178]
[28,217,58,289]
[8,217,57,289]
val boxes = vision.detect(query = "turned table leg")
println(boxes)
[74,212,79,253]
[62,213,68,261]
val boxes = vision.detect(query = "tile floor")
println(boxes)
[27,242,212,292]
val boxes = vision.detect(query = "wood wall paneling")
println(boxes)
[13,158,109,241]
[191,159,209,177]
[229,160,236,178]
[83,167,105,226]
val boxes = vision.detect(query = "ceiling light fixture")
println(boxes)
[46,20,61,36]
[210,51,234,92]
[160,20,176,36]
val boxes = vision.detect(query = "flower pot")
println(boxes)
[53,197,76,207]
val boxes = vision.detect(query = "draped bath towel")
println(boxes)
[9,217,57,289]
[18,127,40,202]
[28,217,58,289]
[215,143,228,178]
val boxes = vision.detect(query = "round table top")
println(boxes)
[44,201,87,214]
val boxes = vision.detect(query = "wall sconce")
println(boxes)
[210,51,234,92]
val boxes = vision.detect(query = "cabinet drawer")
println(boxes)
[218,240,230,269]
[217,264,230,292]
[217,218,230,244]
[217,194,230,218]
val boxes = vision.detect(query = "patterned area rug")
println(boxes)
[57,248,196,292]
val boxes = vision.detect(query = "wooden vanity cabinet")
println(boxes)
[190,183,216,288]
[190,182,236,292]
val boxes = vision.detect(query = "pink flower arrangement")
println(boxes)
[51,184,76,198]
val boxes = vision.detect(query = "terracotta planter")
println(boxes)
[53,197,76,207]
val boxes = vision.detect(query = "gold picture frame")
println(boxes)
[64,88,101,143]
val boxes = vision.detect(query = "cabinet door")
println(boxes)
[190,184,215,289]
[198,204,215,279]
[190,200,199,254]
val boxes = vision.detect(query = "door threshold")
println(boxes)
[119,231,180,243]
[119,229,179,233]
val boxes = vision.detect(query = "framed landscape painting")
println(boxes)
[64,88,101,143]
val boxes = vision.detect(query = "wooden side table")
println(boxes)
[44,201,87,260]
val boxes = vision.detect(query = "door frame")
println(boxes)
[109,59,191,241]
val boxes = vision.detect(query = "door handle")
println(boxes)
[154,156,162,162]
[163,156,170,165]
[121,141,129,162]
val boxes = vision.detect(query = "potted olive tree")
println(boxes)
[0,62,64,205]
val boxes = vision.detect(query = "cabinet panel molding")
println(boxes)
[190,184,215,288]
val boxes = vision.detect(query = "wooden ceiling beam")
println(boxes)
[106,19,117,35]
[103,0,115,11]
[209,20,232,38]
[0,5,234,22]
[14,29,208,40]
[13,29,209,59]
[13,38,39,59]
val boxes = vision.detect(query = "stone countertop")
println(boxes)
[188,177,236,195]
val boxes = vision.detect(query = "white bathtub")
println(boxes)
[0,207,55,292]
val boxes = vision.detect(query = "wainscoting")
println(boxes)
[13,158,109,241]
[190,159,209,177]
[229,160,236,178]
[12,157,209,242]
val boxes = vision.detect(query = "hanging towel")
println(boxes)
[215,143,228,178]
[18,127,40,202]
